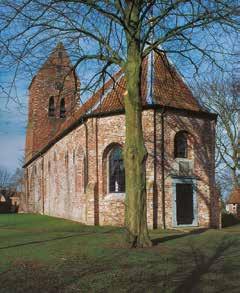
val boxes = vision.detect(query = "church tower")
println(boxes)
[25,43,80,162]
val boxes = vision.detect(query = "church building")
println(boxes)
[226,188,240,218]
[24,43,220,229]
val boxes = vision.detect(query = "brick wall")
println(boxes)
[25,108,220,229]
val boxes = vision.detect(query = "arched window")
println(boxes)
[48,96,55,117]
[60,98,66,118]
[174,131,188,158]
[109,147,125,193]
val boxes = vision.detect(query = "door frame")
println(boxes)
[172,177,198,227]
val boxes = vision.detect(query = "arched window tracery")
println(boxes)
[109,147,125,193]
[174,131,188,158]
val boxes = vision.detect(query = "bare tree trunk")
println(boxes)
[124,2,152,248]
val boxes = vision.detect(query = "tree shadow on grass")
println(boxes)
[152,228,208,246]
[173,236,238,293]
[0,229,118,251]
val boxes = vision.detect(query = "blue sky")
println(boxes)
[0,105,26,172]
[0,2,238,175]
[0,43,237,174]
[0,70,27,173]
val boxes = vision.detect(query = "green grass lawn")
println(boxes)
[0,214,240,293]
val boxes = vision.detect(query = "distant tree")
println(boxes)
[10,166,26,211]
[10,168,24,192]
[196,75,240,194]
[0,167,11,189]
[0,1,239,247]
[0,166,14,201]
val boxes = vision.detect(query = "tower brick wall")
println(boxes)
[25,43,80,161]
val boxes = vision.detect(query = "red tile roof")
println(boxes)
[84,51,202,114]
[25,50,210,166]
[228,188,240,204]
[51,51,205,149]
[152,53,202,111]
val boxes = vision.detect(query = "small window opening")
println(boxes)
[55,81,63,91]
[58,51,63,59]
[56,65,62,74]
[60,98,66,118]
[48,96,55,117]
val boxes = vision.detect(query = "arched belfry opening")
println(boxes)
[48,96,55,117]
[60,98,66,118]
